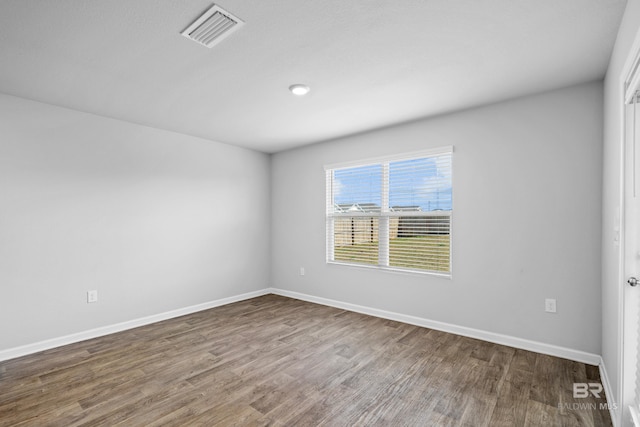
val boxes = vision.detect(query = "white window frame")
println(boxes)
[325,146,453,277]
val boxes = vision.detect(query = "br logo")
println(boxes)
[573,383,603,398]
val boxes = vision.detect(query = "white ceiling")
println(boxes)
[0,0,627,153]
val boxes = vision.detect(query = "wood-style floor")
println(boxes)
[0,294,612,426]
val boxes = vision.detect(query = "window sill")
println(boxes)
[326,261,452,279]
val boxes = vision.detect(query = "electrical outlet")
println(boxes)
[87,290,98,303]
[300,267,305,276]
[545,298,556,313]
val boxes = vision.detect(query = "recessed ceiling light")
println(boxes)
[289,84,310,96]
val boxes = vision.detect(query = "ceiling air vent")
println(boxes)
[181,4,244,48]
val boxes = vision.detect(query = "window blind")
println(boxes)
[326,147,453,275]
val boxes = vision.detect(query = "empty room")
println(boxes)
[2,0,640,426]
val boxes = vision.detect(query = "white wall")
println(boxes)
[0,94,271,351]
[271,81,603,355]
[602,0,640,423]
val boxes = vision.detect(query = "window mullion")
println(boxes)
[379,162,390,266]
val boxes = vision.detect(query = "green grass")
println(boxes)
[334,235,450,272]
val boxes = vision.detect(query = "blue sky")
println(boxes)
[333,156,452,211]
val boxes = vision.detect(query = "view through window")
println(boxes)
[325,147,452,275]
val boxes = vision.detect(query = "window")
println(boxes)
[325,147,452,275]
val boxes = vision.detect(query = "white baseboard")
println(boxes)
[599,358,620,427]
[268,287,602,366]
[0,286,603,369]
[0,289,270,362]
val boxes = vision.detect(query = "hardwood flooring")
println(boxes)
[0,294,612,426]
